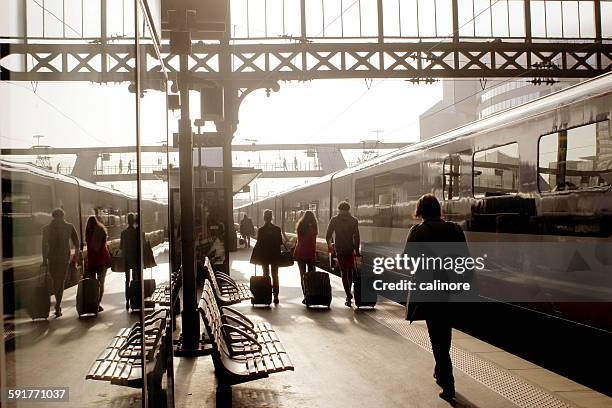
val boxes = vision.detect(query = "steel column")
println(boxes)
[221,5,236,273]
[594,0,602,69]
[452,0,459,69]
[377,0,384,44]
[133,3,148,407]
[177,35,199,351]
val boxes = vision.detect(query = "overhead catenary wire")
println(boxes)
[384,34,612,140]
[0,81,109,146]
[30,0,82,37]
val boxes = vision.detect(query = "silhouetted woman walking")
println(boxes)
[293,210,318,303]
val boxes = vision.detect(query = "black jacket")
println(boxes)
[120,226,139,269]
[253,222,283,265]
[42,219,80,263]
[325,211,360,256]
[404,217,468,322]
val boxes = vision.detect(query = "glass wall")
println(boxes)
[0,1,171,406]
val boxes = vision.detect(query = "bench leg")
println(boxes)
[216,383,232,407]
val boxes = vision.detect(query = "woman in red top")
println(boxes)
[85,216,111,312]
[292,210,318,302]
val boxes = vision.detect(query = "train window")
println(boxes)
[539,120,612,192]
[355,176,374,224]
[473,143,519,197]
[374,173,396,227]
[1,181,32,215]
[443,155,460,200]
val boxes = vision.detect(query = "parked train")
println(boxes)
[1,159,168,314]
[235,72,612,333]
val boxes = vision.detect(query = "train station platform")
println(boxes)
[173,248,612,408]
[5,244,612,408]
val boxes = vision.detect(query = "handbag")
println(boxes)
[249,243,262,265]
[143,240,157,269]
[277,242,294,268]
[111,250,125,272]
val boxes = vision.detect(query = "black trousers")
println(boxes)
[124,267,141,303]
[48,260,68,309]
[89,265,107,304]
[426,316,454,389]
[297,260,315,294]
[261,264,279,297]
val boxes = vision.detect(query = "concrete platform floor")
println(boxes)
[174,248,612,408]
[5,243,611,408]
[4,244,172,408]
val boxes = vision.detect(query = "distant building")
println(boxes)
[419,78,580,141]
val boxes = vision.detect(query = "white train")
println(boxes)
[235,72,612,332]
[1,159,168,314]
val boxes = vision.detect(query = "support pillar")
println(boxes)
[221,87,237,268]
[174,30,199,351]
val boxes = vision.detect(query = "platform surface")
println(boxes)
[174,248,612,408]
[4,245,171,408]
[5,243,611,408]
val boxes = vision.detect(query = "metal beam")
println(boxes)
[2,41,610,82]
[0,142,409,155]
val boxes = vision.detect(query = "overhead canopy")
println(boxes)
[167,166,261,194]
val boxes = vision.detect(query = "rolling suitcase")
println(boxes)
[303,270,332,308]
[27,265,51,319]
[77,276,100,316]
[129,278,156,310]
[353,268,376,309]
[250,265,272,306]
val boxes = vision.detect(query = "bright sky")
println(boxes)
[0,77,442,198]
[2,0,606,199]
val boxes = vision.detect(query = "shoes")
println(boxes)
[438,387,456,404]
[98,305,104,312]
[302,298,306,305]
[344,300,352,308]
[54,307,62,318]
[273,295,279,304]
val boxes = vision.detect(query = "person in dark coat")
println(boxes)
[252,209,283,304]
[325,201,360,307]
[404,194,469,403]
[239,214,255,248]
[120,213,140,309]
[85,216,111,312]
[42,208,81,317]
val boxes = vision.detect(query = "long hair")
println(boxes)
[296,210,318,235]
[86,216,107,250]
[413,194,441,219]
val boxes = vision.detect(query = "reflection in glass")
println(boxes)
[538,121,612,192]
[473,143,519,197]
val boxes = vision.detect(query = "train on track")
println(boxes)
[1,159,168,314]
[235,72,612,333]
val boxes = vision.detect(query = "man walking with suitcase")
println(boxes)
[326,201,361,307]
[252,209,283,304]
[120,213,140,310]
[42,208,81,317]
[239,214,255,248]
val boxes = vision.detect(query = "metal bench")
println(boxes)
[204,258,252,306]
[86,309,169,395]
[198,280,293,385]
[147,270,182,307]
